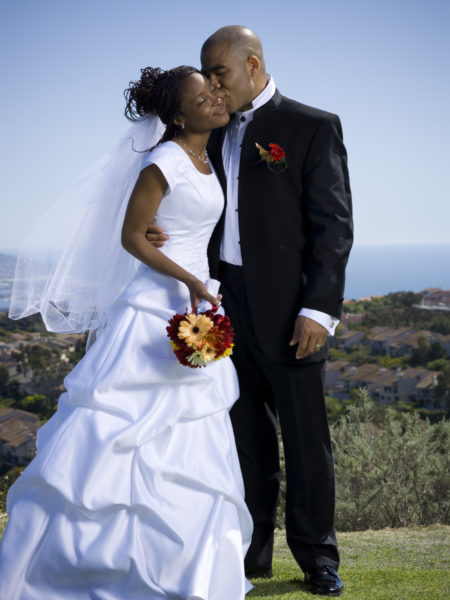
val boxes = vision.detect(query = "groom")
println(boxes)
[150,26,353,596]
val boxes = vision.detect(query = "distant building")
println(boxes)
[340,311,364,327]
[415,288,450,311]
[0,407,38,465]
[435,333,450,356]
[334,329,365,350]
[364,326,449,358]
[413,370,441,408]
[325,362,443,409]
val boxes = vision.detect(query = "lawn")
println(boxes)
[248,526,449,599]
[1,516,448,598]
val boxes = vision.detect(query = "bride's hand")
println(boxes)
[187,279,221,313]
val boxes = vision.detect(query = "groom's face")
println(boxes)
[201,43,255,114]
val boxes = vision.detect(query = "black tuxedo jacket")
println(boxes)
[207,90,353,363]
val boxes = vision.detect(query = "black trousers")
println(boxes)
[219,261,339,573]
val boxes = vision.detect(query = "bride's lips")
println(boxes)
[213,104,227,116]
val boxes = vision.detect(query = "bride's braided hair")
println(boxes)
[124,65,199,147]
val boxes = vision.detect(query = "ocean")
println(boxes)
[0,244,449,311]
[343,244,450,300]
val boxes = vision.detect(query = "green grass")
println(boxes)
[1,516,448,598]
[0,513,7,538]
[248,526,449,599]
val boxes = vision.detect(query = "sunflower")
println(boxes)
[177,313,213,348]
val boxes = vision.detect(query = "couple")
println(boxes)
[0,25,353,599]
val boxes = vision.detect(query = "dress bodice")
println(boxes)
[140,141,224,280]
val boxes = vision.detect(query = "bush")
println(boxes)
[332,389,450,530]
[18,394,54,420]
[0,466,25,513]
[276,389,450,531]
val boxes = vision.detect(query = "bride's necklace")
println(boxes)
[178,139,209,166]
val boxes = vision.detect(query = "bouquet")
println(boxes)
[166,305,234,368]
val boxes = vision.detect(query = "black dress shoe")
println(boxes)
[245,567,273,579]
[304,566,343,596]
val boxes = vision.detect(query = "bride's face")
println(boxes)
[176,73,229,133]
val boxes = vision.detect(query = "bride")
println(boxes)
[0,65,253,599]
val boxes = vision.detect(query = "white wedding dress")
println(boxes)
[0,142,253,600]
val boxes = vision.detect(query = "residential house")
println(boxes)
[325,360,351,392]
[388,330,433,357]
[411,370,440,409]
[0,407,38,465]
[325,362,442,408]
[435,334,450,357]
[333,330,365,350]
[326,363,386,399]
[418,288,450,311]
[366,326,416,356]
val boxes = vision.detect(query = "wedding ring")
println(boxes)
[315,344,322,348]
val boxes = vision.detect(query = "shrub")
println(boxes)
[0,466,25,513]
[276,389,449,531]
[332,389,450,530]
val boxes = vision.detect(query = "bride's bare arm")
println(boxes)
[121,165,218,310]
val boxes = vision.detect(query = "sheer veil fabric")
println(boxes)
[9,115,165,335]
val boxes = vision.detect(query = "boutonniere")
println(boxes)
[255,142,288,173]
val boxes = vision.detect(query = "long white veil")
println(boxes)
[9,115,165,335]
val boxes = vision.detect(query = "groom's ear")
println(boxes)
[247,55,261,78]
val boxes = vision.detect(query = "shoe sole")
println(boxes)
[309,587,343,596]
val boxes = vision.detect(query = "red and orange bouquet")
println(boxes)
[166,305,234,368]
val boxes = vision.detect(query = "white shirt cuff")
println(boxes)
[298,308,339,336]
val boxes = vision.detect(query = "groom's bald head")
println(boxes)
[201,25,265,70]
[201,26,267,113]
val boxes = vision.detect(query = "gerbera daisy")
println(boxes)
[177,313,213,348]
[200,344,216,363]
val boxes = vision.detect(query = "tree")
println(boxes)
[377,355,406,369]
[0,466,25,512]
[435,364,450,406]
[429,341,446,361]
[411,338,446,367]
[12,344,71,400]
[0,365,9,394]
[18,394,53,419]
[387,291,422,308]
[426,358,449,371]
[68,334,88,365]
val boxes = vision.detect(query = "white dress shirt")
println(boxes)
[220,76,338,336]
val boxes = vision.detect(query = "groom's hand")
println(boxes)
[145,224,168,248]
[289,316,328,359]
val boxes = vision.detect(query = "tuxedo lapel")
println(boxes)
[240,89,283,163]
[250,88,283,120]
[206,127,227,278]
[207,128,227,195]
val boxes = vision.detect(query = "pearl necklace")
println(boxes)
[178,139,209,166]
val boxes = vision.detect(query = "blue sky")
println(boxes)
[1,0,449,250]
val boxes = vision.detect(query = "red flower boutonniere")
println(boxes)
[255,142,288,173]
